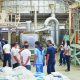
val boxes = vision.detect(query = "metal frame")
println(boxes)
[69,2,80,65]
[70,44,80,65]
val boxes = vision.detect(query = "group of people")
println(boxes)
[0,39,57,74]
[0,34,71,74]
[2,41,31,70]
[59,40,71,71]
[33,40,56,74]
[59,31,71,72]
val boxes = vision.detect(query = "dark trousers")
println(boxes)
[47,62,55,74]
[25,65,31,70]
[0,52,2,59]
[65,55,70,71]
[13,63,20,68]
[63,55,66,64]
[60,53,66,65]
[0,52,3,60]
[60,53,63,65]
[3,54,11,67]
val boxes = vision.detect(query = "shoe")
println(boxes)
[63,64,66,66]
[65,69,70,72]
[59,64,62,66]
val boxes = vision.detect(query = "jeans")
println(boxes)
[60,51,64,65]
[65,55,70,71]
[36,64,43,72]
[13,63,20,68]
[47,61,55,74]
[3,54,11,67]
[60,52,66,65]
[63,55,66,64]
[25,65,31,70]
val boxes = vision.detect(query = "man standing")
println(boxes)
[21,41,31,70]
[3,41,11,67]
[11,43,21,68]
[33,41,45,72]
[63,31,69,44]
[46,40,56,74]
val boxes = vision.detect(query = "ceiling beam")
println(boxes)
[69,2,80,9]
[63,0,75,5]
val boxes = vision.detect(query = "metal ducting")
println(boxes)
[44,17,59,45]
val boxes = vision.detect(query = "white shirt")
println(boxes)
[11,47,21,64]
[61,47,64,51]
[60,45,64,51]
[21,49,31,65]
[64,45,71,55]
[3,44,11,54]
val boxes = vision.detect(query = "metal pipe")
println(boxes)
[34,6,37,30]
[8,29,11,44]
[69,8,72,35]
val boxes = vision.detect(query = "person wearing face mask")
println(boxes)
[33,41,45,72]
[20,41,31,70]
[46,40,56,74]
[11,43,21,68]
[20,41,29,53]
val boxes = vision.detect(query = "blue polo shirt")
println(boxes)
[47,45,56,63]
[35,48,44,65]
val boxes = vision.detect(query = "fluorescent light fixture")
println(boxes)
[1,28,8,30]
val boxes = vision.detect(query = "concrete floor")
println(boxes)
[31,60,80,80]
[0,59,80,80]
[32,63,80,80]
[55,64,80,80]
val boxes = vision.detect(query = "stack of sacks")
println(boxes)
[43,72,70,80]
[0,67,17,80]
[43,74,55,80]
[0,66,37,80]
[13,66,37,80]
[34,72,46,80]
[51,72,70,80]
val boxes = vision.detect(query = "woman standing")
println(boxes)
[64,40,71,72]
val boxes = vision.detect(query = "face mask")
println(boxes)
[35,44,38,48]
[24,45,29,48]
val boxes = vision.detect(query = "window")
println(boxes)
[39,1,44,6]
[44,7,50,13]
[39,7,45,13]
[44,1,49,6]
[32,1,39,6]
